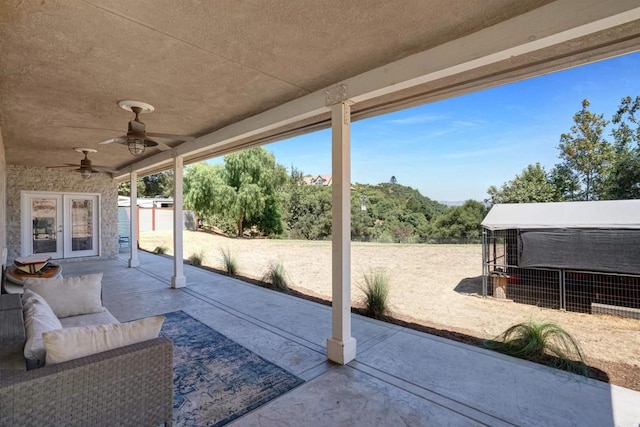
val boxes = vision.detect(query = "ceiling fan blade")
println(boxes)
[48,164,77,169]
[154,140,173,151]
[91,166,117,173]
[141,138,158,147]
[146,132,195,142]
[99,136,127,145]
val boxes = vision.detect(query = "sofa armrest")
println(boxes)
[0,337,173,427]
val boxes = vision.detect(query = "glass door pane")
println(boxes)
[64,195,99,258]
[71,199,93,251]
[31,198,61,256]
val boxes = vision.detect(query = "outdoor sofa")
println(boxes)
[0,274,173,427]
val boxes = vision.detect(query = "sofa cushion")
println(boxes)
[23,273,104,318]
[43,315,165,365]
[59,310,119,328]
[22,289,62,369]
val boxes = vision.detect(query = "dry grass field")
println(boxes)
[140,230,640,390]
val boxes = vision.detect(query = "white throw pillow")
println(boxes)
[22,289,63,365]
[43,316,165,365]
[23,273,104,318]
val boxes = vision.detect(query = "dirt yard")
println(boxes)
[140,230,640,390]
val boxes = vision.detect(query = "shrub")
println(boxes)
[483,321,588,376]
[359,269,390,319]
[220,248,238,275]
[188,250,205,266]
[376,232,394,244]
[263,261,290,292]
[153,244,169,255]
[211,215,238,237]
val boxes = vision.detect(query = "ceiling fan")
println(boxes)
[99,100,195,156]
[49,148,114,179]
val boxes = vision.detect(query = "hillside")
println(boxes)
[283,181,449,242]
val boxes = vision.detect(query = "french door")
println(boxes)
[22,192,100,259]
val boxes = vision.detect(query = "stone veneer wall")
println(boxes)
[5,165,118,262]
[0,130,6,252]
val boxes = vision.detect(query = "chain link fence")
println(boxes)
[483,229,640,319]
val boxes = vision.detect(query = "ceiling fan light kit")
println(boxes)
[49,148,114,179]
[99,100,194,157]
[128,138,147,156]
[77,148,96,179]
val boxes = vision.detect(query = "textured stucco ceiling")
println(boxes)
[1,0,639,177]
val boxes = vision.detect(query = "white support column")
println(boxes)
[128,170,140,268]
[171,153,186,288]
[326,99,357,364]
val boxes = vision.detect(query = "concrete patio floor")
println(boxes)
[60,251,640,427]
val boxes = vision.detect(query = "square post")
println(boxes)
[326,100,357,364]
[171,153,186,288]
[128,170,140,268]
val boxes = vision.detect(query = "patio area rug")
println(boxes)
[160,310,304,426]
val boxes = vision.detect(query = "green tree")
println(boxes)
[601,96,640,199]
[283,179,333,240]
[603,151,640,199]
[612,96,640,148]
[223,148,287,236]
[350,183,446,242]
[117,179,145,197]
[185,148,287,237]
[548,164,579,201]
[557,99,613,200]
[141,171,173,197]
[184,163,226,219]
[118,171,173,197]
[300,186,333,239]
[282,167,307,235]
[282,179,446,242]
[487,163,558,204]
[429,200,487,239]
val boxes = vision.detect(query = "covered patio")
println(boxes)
[2,1,640,424]
[3,0,640,364]
[56,250,640,426]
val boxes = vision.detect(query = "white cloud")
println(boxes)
[452,119,486,127]
[386,113,448,125]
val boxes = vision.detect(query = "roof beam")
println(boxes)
[114,0,640,181]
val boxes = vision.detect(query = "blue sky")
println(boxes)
[224,52,640,203]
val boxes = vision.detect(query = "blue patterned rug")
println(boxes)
[160,310,304,426]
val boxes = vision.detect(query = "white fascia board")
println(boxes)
[114,0,640,182]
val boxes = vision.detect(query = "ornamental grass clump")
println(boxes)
[188,250,205,266]
[153,244,169,255]
[263,261,290,293]
[360,269,390,319]
[220,248,238,275]
[483,320,589,377]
